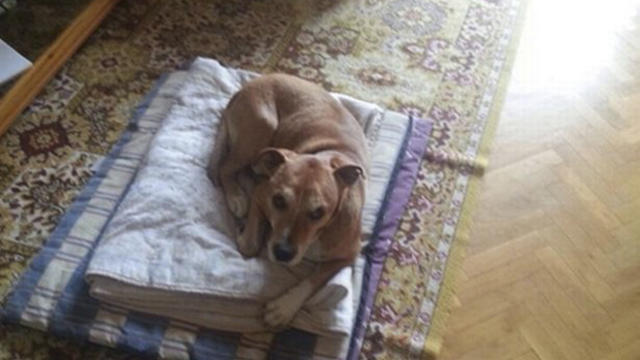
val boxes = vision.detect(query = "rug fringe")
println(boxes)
[421,0,530,358]
[264,21,302,73]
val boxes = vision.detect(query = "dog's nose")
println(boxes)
[273,242,296,262]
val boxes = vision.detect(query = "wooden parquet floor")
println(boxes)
[439,1,640,359]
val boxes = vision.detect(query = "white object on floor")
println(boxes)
[0,38,31,85]
[84,58,410,339]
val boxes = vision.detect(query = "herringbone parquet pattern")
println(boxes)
[440,1,640,359]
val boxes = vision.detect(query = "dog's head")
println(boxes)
[252,148,364,266]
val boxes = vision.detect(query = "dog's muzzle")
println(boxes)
[272,241,296,263]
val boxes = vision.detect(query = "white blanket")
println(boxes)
[84,58,410,338]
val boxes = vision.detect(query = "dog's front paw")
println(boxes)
[264,296,299,328]
[236,228,261,258]
[227,192,249,218]
[263,281,312,328]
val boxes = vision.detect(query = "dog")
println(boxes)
[208,73,368,328]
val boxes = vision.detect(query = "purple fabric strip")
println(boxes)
[347,117,433,359]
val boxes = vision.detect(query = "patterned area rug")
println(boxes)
[0,0,525,358]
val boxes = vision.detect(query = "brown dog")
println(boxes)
[208,73,368,328]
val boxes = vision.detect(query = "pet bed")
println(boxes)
[2,58,432,359]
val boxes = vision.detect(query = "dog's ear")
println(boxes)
[328,156,365,216]
[330,155,365,187]
[334,165,364,187]
[253,148,289,176]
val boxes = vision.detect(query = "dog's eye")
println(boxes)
[272,194,287,210]
[308,207,325,221]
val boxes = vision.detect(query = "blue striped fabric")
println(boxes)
[269,329,317,360]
